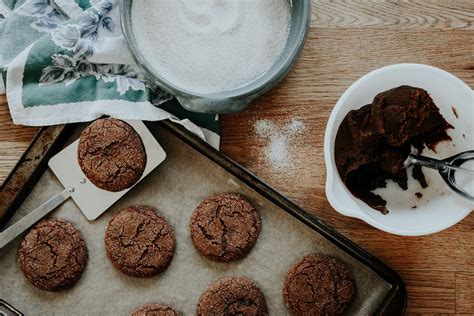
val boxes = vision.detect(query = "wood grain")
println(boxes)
[402,270,456,314]
[311,0,474,30]
[456,272,474,314]
[0,1,473,314]
[0,96,38,181]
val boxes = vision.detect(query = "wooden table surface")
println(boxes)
[1,0,473,314]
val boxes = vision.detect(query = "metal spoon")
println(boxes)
[404,151,474,202]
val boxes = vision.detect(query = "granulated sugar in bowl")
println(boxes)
[133,0,291,94]
[120,0,311,113]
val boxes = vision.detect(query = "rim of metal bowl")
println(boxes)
[119,0,311,99]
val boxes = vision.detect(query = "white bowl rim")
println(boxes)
[324,63,474,236]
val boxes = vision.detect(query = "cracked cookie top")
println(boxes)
[77,118,147,192]
[197,277,268,316]
[17,218,88,291]
[189,193,261,262]
[283,254,356,315]
[104,206,175,277]
[131,303,180,316]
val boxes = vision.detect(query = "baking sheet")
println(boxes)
[0,124,391,315]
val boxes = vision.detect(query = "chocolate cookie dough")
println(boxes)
[131,304,179,316]
[197,277,268,316]
[189,193,261,262]
[17,218,88,291]
[78,118,147,192]
[104,206,175,277]
[283,254,355,315]
[335,86,452,213]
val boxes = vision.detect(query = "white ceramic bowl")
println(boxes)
[324,64,474,236]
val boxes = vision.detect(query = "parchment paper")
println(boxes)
[0,124,391,315]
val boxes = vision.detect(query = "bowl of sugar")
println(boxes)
[120,0,310,114]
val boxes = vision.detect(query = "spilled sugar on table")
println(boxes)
[0,0,473,314]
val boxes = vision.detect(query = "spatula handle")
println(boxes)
[0,188,73,249]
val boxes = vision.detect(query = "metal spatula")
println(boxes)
[0,120,166,249]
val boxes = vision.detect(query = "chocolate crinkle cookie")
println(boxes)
[105,206,175,277]
[189,193,261,262]
[197,277,268,316]
[17,218,88,291]
[77,118,147,192]
[131,303,180,316]
[283,254,356,315]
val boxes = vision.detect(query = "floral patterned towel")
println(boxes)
[0,0,220,148]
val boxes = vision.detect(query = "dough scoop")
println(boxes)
[404,151,474,202]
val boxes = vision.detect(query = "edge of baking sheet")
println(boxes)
[0,124,71,228]
[0,121,407,315]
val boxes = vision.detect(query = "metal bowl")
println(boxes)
[120,0,311,114]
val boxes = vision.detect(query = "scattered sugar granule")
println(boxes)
[255,119,305,170]
[285,119,305,135]
[255,119,277,137]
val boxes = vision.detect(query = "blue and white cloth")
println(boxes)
[0,0,220,148]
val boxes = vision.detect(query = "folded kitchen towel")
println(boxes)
[0,0,220,149]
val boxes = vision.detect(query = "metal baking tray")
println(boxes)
[0,121,406,315]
